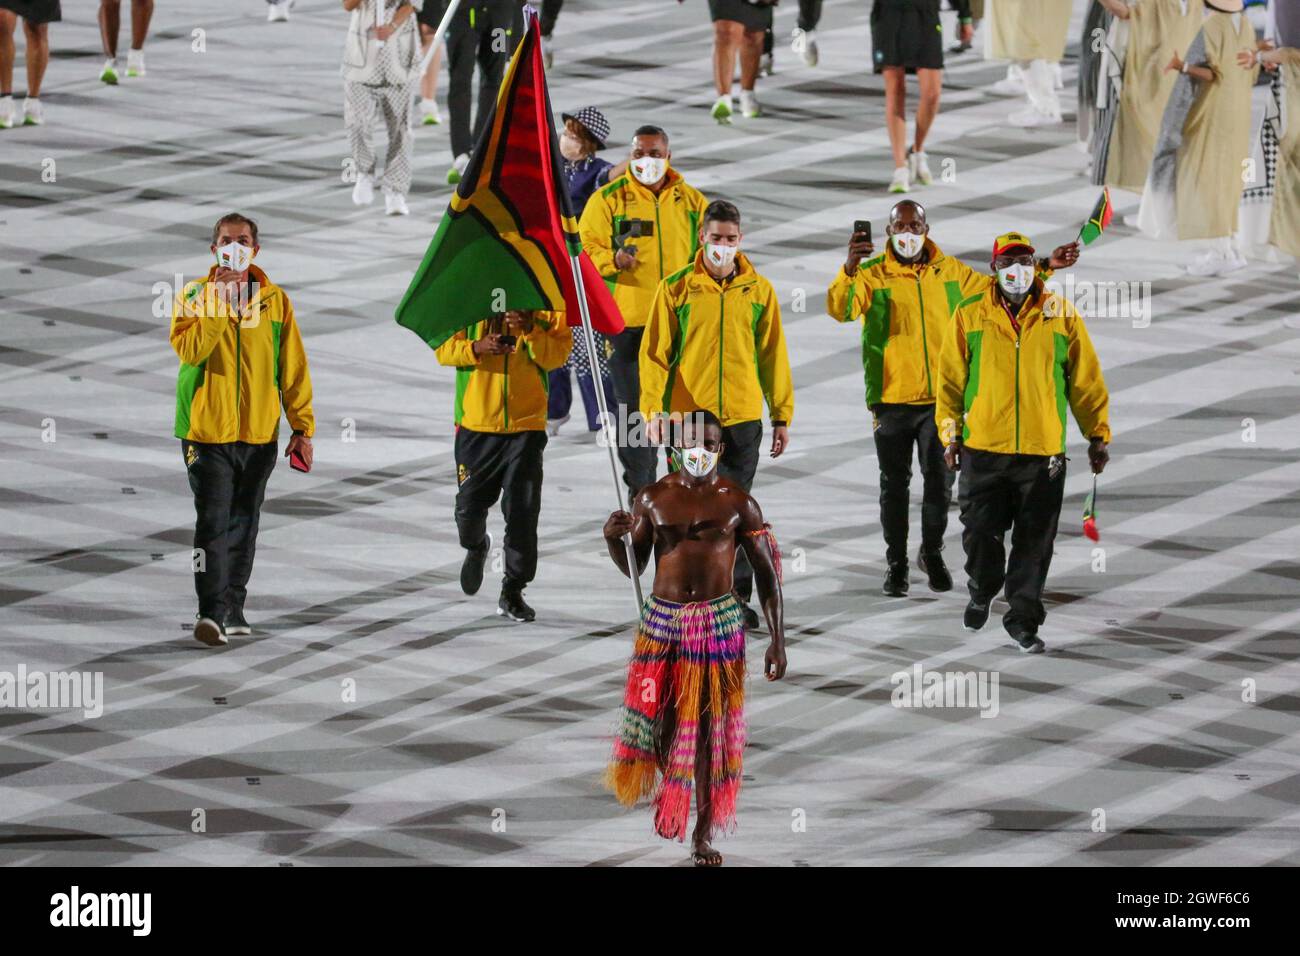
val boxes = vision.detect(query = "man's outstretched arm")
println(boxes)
[603,491,654,579]
[738,494,786,680]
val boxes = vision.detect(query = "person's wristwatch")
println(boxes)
[771,420,787,429]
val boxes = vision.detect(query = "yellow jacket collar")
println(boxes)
[686,248,757,291]
[881,236,946,275]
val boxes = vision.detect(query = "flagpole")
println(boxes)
[568,252,645,613]
[415,0,463,76]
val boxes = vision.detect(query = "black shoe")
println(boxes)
[1006,624,1046,654]
[917,550,953,592]
[963,599,990,632]
[736,597,760,631]
[497,589,535,622]
[224,608,251,636]
[194,615,227,647]
[948,40,972,54]
[882,563,910,597]
[460,532,492,596]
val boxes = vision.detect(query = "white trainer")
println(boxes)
[889,166,910,194]
[791,28,819,67]
[267,1,290,23]
[384,189,410,216]
[127,49,145,77]
[352,173,375,206]
[1009,107,1061,128]
[0,96,14,129]
[990,65,1025,96]
[738,89,760,118]
[909,149,933,186]
[22,98,43,126]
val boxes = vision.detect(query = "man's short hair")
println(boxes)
[890,199,926,223]
[211,213,259,246]
[703,199,741,228]
[632,124,668,145]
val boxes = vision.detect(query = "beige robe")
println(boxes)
[986,0,1073,63]
[1106,0,1205,193]
[1175,12,1257,240]
[1271,55,1300,258]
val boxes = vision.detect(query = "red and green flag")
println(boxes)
[394,10,624,349]
[1077,187,1114,246]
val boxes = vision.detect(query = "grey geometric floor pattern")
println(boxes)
[2,0,1298,866]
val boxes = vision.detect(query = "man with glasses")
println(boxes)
[826,200,1078,597]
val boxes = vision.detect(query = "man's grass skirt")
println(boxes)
[604,593,747,841]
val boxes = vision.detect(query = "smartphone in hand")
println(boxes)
[853,219,872,244]
[289,448,311,473]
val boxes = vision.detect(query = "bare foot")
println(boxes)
[692,838,723,867]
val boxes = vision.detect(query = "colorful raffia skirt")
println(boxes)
[603,592,747,842]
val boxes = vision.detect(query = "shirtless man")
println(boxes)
[602,409,786,866]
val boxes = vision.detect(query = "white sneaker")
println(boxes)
[384,189,410,216]
[738,89,760,118]
[908,149,933,186]
[759,53,774,77]
[127,49,145,77]
[421,100,441,126]
[546,413,569,437]
[267,1,290,23]
[1009,107,1061,128]
[352,173,375,206]
[99,58,119,85]
[791,28,819,67]
[0,96,13,129]
[889,166,910,194]
[1185,249,1245,277]
[22,98,43,126]
[990,66,1025,96]
[446,152,469,184]
[710,93,733,125]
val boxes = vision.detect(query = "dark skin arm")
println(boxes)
[602,492,653,578]
[737,494,786,680]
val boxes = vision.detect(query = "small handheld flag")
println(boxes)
[1082,474,1100,541]
[1078,187,1114,246]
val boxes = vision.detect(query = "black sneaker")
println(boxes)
[224,608,251,636]
[882,563,909,597]
[194,615,227,647]
[497,589,535,622]
[1007,624,1046,654]
[736,597,760,631]
[917,550,953,592]
[460,532,492,596]
[963,599,990,632]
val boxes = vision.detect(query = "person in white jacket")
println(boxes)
[341,0,423,216]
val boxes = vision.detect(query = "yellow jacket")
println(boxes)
[170,264,314,444]
[434,312,572,433]
[935,281,1112,457]
[825,238,992,407]
[578,167,710,329]
[640,251,794,428]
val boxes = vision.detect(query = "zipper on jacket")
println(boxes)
[716,289,727,420]
[502,350,510,431]
[916,275,933,396]
[1014,331,1021,453]
[655,198,665,281]
[235,318,242,438]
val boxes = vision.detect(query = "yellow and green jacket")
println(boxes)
[434,311,572,433]
[935,280,1112,457]
[578,166,710,329]
[825,238,994,407]
[640,251,794,428]
[169,264,314,444]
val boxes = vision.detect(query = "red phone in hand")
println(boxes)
[289,448,310,473]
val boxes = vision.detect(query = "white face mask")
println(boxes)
[559,130,584,162]
[891,232,925,260]
[997,263,1035,297]
[678,445,719,478]
[215,241,253,272]
[704,242,738,271]
[630,156,666,186]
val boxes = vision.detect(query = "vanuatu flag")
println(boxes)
[394,9,624,349]
[1077,188,1114,246]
